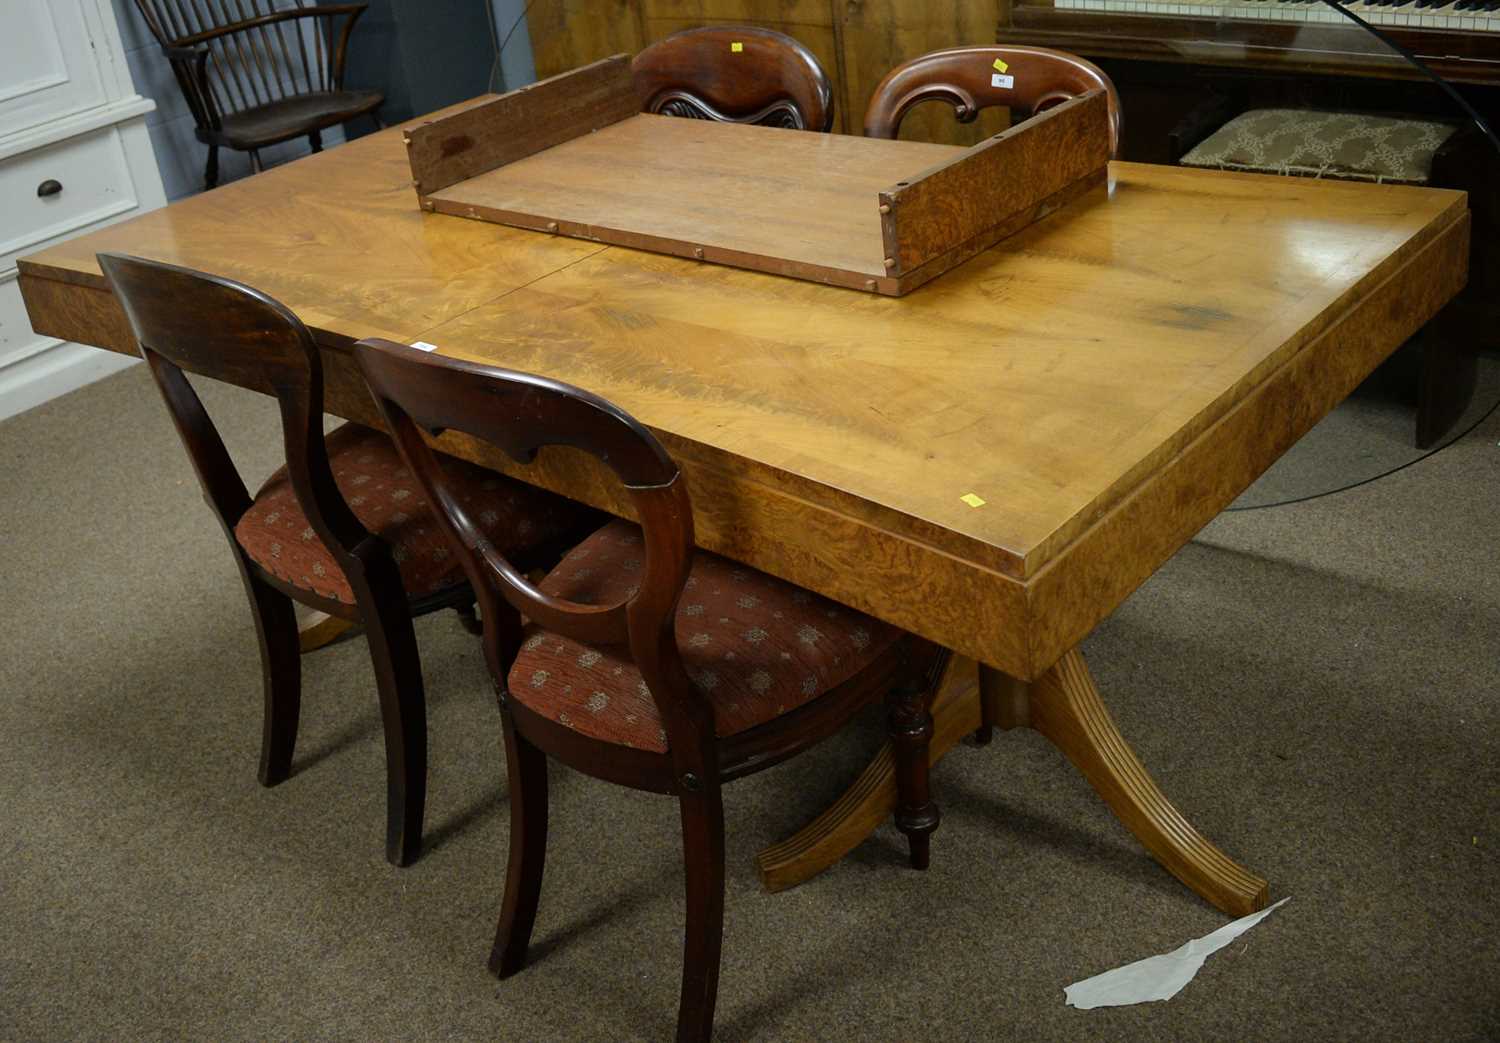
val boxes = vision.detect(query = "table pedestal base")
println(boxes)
[755,650,1269,917]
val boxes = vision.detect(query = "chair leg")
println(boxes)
[309,129,323,153]
[1416,307,1479,449]
[974,679,997,746]
[675,782,726,1043]
[888,680,940,870]
[204,145,220,190]
[360,584,428,867]
[489,708,549,978]
[370,109,384,132]
[249,148,263,173]
[245,571,301,787]
[455,602,483,635]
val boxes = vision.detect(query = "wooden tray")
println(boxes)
[404,56,1111,296]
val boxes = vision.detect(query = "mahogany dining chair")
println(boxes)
[98,254,600,866]
[355,338,945,1042]
[633,25,836,132]
[864,44,1121,155]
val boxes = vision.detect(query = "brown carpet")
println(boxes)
[1,360,1496,1042]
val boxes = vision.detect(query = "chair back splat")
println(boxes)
[864,45,1122,156]
[632,25,835,132]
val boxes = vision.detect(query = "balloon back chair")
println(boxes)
[355,337,945,1042]
[633,25,835,131]
[99,253,599,866]
[864,44,1121,155]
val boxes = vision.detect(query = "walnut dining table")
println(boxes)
[18,105,1468,919]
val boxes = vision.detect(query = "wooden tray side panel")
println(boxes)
[880,91,1111,276]
[405,56,640,196]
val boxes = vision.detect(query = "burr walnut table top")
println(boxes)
[18,102,1468,680]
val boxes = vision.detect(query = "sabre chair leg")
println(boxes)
[888,680,940,870]
[246,571,301,786]
[490,710,549,978]
[359,578,428,868]
[676,782,726,1043]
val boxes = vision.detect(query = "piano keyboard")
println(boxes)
[1053,0,1500,33]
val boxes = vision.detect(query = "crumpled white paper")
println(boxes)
[1065,897,1291,1009]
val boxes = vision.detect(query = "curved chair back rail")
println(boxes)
[632,25,835,132]
[864,45,1122,156]
[98,253,371,561]
[353,339,711,755]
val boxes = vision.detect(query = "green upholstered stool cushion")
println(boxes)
[1179,109,1458,184]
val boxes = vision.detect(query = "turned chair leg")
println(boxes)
[244,571,301,787]
[490,708,549,978]
[204,145,220,190]
[888,680,939,870]
[676,782,726,1043]
[359,574,428,868]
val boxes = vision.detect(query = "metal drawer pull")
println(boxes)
[37,179,63,198]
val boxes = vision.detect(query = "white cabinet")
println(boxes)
[0,0,166,421]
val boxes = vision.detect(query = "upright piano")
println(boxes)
[1002,0,1500,87]
[1001,0,1500,166]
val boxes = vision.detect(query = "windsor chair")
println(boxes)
[632,25,835,132]
[131,0,384,188]
[98,254,600,867]
[355,338,945,1042]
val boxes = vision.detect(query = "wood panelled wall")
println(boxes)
[529,0,1009,143]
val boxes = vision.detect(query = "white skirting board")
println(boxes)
[0,340,139,422]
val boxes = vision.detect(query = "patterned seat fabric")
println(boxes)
[1180,109,1458,184]
[235,422,594,604]
[508,520,902,752]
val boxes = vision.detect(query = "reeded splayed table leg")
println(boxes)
[757,650,1270,917]
[982,649,1268,916]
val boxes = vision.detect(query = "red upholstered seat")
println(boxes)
[509,520,901,752]
[235,423,590,604]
